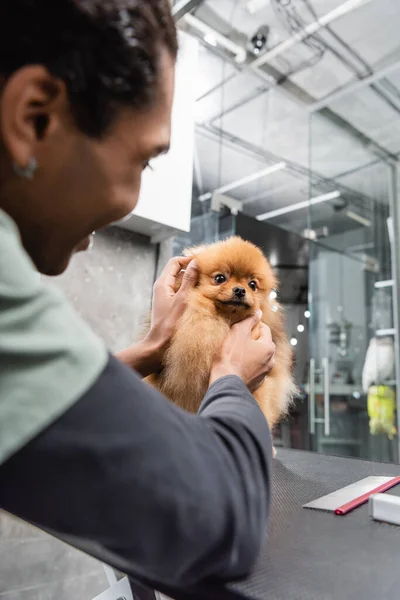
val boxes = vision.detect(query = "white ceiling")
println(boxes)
[180,0,400,244]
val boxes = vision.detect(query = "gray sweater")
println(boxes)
[0,356,272,596]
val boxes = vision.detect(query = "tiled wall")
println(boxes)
[0,513,108,599]
[52,226,157,352]
[0,227,159,599]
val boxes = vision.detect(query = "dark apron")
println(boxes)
[129,579,158,600]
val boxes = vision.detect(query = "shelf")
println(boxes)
[374,280,394,289]
[376,328,396,337]
[304,381,397,396]
[304,384,363,396]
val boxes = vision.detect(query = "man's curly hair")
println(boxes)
[0,0,178,137]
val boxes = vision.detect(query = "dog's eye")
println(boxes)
[214,274,227,285]
[249,280,257,291]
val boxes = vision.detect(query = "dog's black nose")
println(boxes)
[233,286,246,299]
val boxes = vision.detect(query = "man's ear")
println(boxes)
[0,65,66,170]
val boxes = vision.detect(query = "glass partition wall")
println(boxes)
[171,2,400,462]
[174,196,400,463]
[308,107,400,464]
[173,166,400,463]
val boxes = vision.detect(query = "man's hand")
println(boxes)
[149,256,199,349]
[210,310,276,391]
[117,256,198,377]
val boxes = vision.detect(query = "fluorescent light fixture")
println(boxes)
[346,210,371,227]
[256,190,341,221]
[204,33,217,47]
[184,14,247,63]
[247,0,269,14]
[199,162,286,202]
[374,280,394,289]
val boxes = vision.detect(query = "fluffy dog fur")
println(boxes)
[145,237,295,431]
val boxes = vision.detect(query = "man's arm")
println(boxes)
[0,355,272,589]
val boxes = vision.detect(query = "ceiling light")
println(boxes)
[270,290,277,300]
[269,251,278,267]
[304,310,311,319]
[297,324,305,333]
[199,162,286,202]
[184,14,246,63]
[346,210,372,227]
[247,0,270,13]
[290,337,298,347]
[303,228,317,241]
[203,33,217,47]
[256,190,341,221]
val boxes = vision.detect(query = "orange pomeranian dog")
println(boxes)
[145,236,295,432]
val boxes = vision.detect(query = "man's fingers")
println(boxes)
[234,310,262,334]
[251,310,263,327]
[156,256,193,292]
[257,322,273,344]
[256,324,275,370]
[178,260,199,294]
[258,327,275,359]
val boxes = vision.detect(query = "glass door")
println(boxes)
[307,240,398,463]
[308,97,400,462]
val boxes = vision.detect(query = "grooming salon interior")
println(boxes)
[3,1,400,599]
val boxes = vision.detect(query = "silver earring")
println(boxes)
[88,232,96,252]
[13,157,38,180]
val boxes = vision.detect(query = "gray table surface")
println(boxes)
[231,449,400,600]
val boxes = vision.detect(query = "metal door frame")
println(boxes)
[388,163,400,462]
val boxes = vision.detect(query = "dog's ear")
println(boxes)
[183,244,207,258]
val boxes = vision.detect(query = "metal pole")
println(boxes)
[387,163,400,463]
[309,58,400,113]
[172,0,203,21]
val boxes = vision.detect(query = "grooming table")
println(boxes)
[229,449,400,600]
[97,449,400,600]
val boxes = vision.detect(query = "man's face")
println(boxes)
[0,52,175,275]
